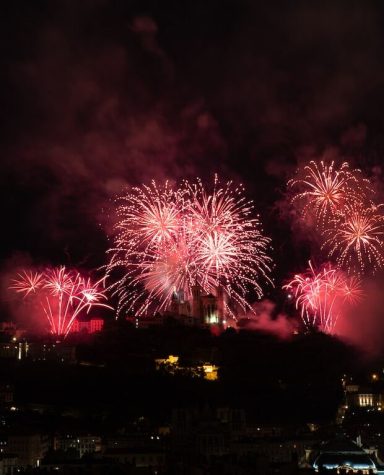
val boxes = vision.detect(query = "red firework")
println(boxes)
[283,262,363,333]
[10,267,112,338]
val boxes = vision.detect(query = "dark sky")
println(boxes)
[2,0,384,289]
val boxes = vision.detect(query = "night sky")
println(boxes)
[2,1,384,294]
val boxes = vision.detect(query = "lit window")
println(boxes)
[359,394,374,407]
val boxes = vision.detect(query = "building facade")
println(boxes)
[167,285,226,326]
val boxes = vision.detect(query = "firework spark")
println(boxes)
[283,262,362,333]
[288,160,370,226]
[10,267,112,337]
[106,177,273,316]
[185,177,273,306]
[115,181,182,249]
[11,270,43,297]
[322,203,384,275]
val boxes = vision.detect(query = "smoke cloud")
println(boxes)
[243,299,297,339]
[333,278,384,357]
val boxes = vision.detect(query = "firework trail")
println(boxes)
[10,267,112,337]
[10,270,43,297]
[322,203,384,275]
[288,160,371,227]
[283,262,362,333]
[106,176,273,316]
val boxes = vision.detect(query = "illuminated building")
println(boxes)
[155,355,179,370]
[345,384,383,411]
[5,433,49,468]
[359,393,376,407]
[69,317,104,334]
[0,341,28,360]
[167,284,226,326]
[312,437,378,474]
[54,435,101,458]
[28,342,77,363]
[127,285,230,329]
[155,355,219,380]
[202,364,218,381]
[101,431,167,470]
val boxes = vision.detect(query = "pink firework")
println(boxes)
[134,239,197,314]
[10,266,112,337]
[283,262,362,333]
[106,177,273,316]
[114,180,182,250]
[322,203,384,275]
[107,181,193,315]
[184,177,273,308]
[288,160,370,227]
[11,270,43,297]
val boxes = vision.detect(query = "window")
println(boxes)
[359,394,374,407]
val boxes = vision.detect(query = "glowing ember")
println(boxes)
[10,266,112,337]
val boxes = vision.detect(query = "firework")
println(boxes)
[10,270,43,297]
[283,262,362,333]
[106,177,273,316]
[288,160,370,227]
[322,203,384,275]
[185,177,273,307]
[10,266,112,337]
[115,180,183,249]
[107,181,192,315]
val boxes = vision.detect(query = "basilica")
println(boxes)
[165,285,226,327]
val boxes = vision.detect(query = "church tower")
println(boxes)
[216,285,225,323]
[191,284,202,320]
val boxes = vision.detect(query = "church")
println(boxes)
[165,285,226,327]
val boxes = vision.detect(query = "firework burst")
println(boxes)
[106,177,273,316]
[283,262,362,333]
[288,160,370,227]
[185,177,273,306]
[107,181,191,315]
[10,266,112,337]
[11,270,43,297]
[322,203,384,275]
